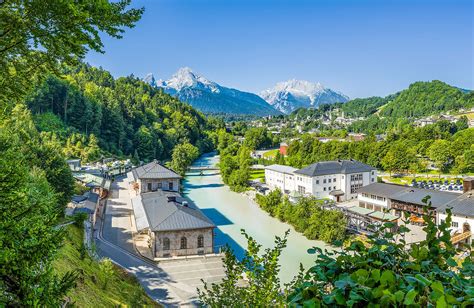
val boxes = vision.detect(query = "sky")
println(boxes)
[85,0,473,98]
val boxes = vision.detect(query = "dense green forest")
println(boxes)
[380,81,474,118]
[26,64,223,164]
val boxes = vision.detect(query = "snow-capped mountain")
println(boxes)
[143,73,157,88]
[144,67,281,116]
[260,79,349,114]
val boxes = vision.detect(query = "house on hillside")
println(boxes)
[132,190,215,258]
[128,160,182,194]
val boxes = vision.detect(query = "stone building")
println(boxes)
[132,190,215,258]
[129,160,182,194]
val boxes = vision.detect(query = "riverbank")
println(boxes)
[184,153,330,283]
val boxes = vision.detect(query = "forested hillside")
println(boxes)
[26,64,222,163]
[380,80,473,118]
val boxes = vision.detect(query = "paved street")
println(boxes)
[102,178,135,252]
[96,176,226,307]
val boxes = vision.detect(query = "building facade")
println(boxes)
[357,179,474,246]
[132,191,215,258]
[129,160,182,194]
[265,159,377,202]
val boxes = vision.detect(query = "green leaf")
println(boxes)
[431,281,444,294]
[404,289,417,305]
[436,295,447,308]
[394,290,405,302]
[371,269,381,282]
[380,270,395,286]
[446,258,457,267]
[415,273,431,287]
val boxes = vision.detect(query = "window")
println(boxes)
[147,183,152,191]
[333,178,336,182]
[298,185,306,194]
[316,180,319,184]
[350,174,363,181]
[323,187,326,191]
[157,182,162,188]
[328,179,331,183]
[323,179,327,184]
[328,187,331,191]
[372,178,375,182]
[350,183,363,194]
[334,186,336,190]
[180,237,187,249]
[163,238,170,250]
[371,171,375,175]
[342,175,344,179]
[197,235,204,248]
[169,182,174,191]
[452,222,459,228]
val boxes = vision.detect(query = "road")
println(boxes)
[95,176,225,307]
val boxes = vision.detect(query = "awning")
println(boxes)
[329,189,344,196]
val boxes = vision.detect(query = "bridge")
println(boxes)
[187,166,220,174]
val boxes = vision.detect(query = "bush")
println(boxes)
[73,212,89,227]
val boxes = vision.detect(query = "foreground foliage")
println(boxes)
[0,106,76,305]
[198,230,291,306]
[290,200,473,307]
[0,0,143,103]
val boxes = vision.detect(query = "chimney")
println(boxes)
[182,201,189,207]
[167,196,176,202]
[463,177,474,193]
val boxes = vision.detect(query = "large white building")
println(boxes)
[265,159,377,202]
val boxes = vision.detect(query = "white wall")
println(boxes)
[358,194,389,209]
[437,212,473,236]
[267,167,377,202]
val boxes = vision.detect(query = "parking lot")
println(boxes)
[410,178,464,193]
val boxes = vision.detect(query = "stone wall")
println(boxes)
[154,228,214,257]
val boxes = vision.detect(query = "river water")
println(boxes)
[183,153,330,283]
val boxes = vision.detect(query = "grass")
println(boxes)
[263,149,279,159]
[249,169,265,181]
[54,225,159,307]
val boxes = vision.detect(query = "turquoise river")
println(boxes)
[183,153,330,283]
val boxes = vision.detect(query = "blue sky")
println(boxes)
[86,0,473,98]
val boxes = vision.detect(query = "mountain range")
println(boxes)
[144,68,349,115]
[260,79,349,114]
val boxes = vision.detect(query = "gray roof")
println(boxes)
[295,159,375,177]
[437,192,474,217]
[358,183,460,208]
[132,190,215,232]
[265,164,297,174]
[357,183,409,197]
[131,160,182,180]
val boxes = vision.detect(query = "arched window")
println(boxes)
[180,237,187,249]
[197,235,204,248]
[163,238,170,250]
